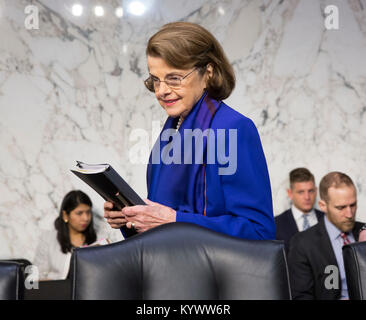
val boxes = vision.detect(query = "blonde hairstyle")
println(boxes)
[319,172,355,202]
[146,22,235,100]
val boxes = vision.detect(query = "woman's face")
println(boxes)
[147,56,209,119]
[64,203,92,233]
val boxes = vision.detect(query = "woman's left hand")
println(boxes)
[122,199,176,233]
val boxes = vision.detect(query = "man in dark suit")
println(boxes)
[275,168,323,252]
[287,171,364,300]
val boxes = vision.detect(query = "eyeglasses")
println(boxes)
[144,68,198,92]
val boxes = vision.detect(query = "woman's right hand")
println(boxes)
[104,201,127,229]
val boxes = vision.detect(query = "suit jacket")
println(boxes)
[275,208,324,253]
[287,217,364,300]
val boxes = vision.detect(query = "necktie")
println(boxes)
[340,232,351,246]
[302,214,310,231]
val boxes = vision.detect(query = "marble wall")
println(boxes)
[0,0,365,260]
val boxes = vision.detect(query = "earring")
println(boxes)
[64,219,68,223]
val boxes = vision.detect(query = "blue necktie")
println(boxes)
[302,214,310,231]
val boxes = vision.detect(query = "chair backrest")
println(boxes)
[0,261,23,300]
[71,222,291,300]
[343,241,366,300]
[0,259,32,277]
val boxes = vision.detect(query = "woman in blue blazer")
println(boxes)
[104,22,275,240]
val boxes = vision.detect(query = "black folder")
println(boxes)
[71,161,145,237]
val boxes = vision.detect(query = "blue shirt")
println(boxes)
[324,215,355,299]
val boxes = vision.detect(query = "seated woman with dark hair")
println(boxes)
[33,190,108,280]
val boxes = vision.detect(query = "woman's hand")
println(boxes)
[122,199,176,233]
[104,201,127,229]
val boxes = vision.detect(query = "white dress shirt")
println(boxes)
[291,205,318,232]
[32,229,115,280]
[32,230,73,280]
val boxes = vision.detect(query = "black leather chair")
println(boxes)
[0,261,24,300]
[0,259,31,278]
[71,222,291,300]
[343,241,366,300]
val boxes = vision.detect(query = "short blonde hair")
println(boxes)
[146,22,235,101]
[319,172,355,202]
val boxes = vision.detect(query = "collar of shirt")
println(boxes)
[324,215,355,242]
[291,204,315,222]
[291,205,318,232]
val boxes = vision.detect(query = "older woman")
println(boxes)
[104,22,275,240]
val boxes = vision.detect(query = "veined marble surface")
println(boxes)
[0,0,365,260]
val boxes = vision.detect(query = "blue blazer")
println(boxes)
[173,102,276,240]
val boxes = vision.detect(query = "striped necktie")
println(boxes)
[340,232,351,246]
[302,214,310,231]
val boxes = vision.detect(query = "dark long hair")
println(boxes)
[54,190,97,253]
